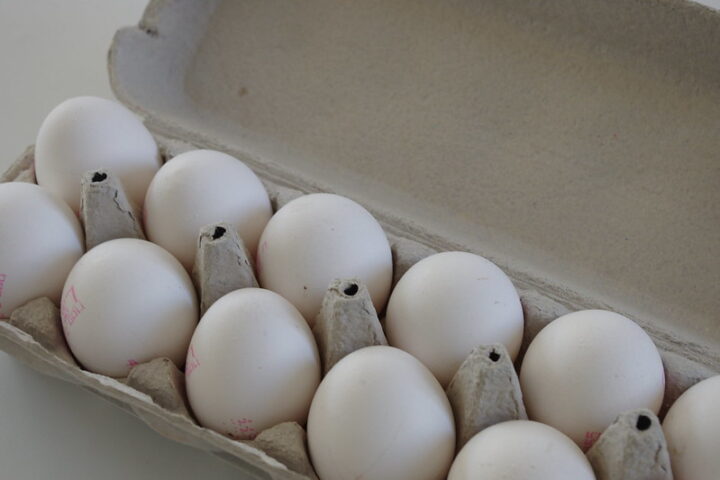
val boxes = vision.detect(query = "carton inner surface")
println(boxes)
[110,0,720,351]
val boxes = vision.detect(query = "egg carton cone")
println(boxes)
[250,423,319,480]
[192,222,258,316]
[586,409,672,480]
[312,278,387,374]
[0,145,35,183]
[446,344,528,450]
[79,168,146,250]
[127,357,193,418]
[9,297,75,365]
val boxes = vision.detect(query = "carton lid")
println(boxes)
[109,0,720,351]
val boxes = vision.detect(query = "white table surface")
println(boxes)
[1,1,719,479]
[0,1,244,479]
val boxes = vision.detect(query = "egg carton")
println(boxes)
[3,0,720,478]
[1,136,717,479]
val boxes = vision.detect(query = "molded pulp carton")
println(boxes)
[1,0,719,478]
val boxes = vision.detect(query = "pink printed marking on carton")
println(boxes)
[60,285,86,329]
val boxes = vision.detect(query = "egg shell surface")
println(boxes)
[35,96,160,212]
[0,182,84,319]
[448,420,596,480]
[257,193,392,323]
[520,309,665,449]
[60,238,198,377]
[144,149,272,269]
[307,346,455,480]
[185,288,320,440]
[663,375,720,480]
[384,251,523,386]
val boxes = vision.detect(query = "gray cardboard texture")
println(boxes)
[659,350,719,417]
[192,222,258,316]
[0,145,35,184]
[389,236,436,289]
[446,344,527,450]
[126,357,193,418]
[586,409,673,480]
[80,169,146,250]
[312,279,387,374]
[266,183,303,213]
[250,423,319,480]
[1,0,719,477]
[518,289,572,361]
[110,0,720,356]
[9,297,75,365]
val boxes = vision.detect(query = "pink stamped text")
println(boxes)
[229,418,257,440]
[61,285,86,329]
[186,345,200,376]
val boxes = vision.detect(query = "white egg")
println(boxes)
[448,420,596,480]
[60,238,197,377]
[35,96,160,212]
[143,149,272,269]
[0,183,84,319]
[257,193,392,323]
[384,251,523,386]
[520,309,664,450]
[307,346,455,480]
[663,375,720,480]
[185,288,320,439]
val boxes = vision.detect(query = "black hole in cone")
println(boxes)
[212,226,227,240]
[636,415,652,431]
[343,283,359,296]
[489,350,501,362]
[92,172,107,183]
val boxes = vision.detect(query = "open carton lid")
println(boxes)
[110,0,720,361]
